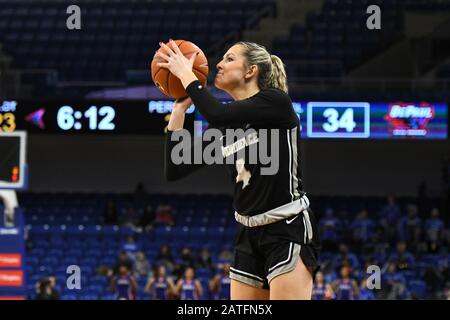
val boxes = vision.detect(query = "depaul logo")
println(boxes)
[384,102,435,136]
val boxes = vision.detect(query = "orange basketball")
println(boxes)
[151,40,208,99]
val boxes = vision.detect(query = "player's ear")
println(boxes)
[245,64,257,79]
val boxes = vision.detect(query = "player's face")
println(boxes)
[316,272,324,283]
[119,266,128,275]
[215,45,248,92]
[185,268,194,279]
[341,267,349,278]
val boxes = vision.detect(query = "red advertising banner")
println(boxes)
[0,254,22,268]
[0,270,23,286]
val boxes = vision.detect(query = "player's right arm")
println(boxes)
[174,279,183,297]
[164,98,216,181]
[167,97,192,131]
[167,277,176,296]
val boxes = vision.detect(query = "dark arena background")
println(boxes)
[0,0,450,303]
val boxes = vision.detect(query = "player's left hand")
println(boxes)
[156,39,199,79]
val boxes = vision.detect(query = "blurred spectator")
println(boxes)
[103,200,118,225]
[180,246,195,269]
[436,248,450,283]
[373,242,389,266]
[331,266,360,300]
[332,244,360,270]
[144,265,176,300]
[121,235,140,258]
[139,204,156,231]
[218,246,233,263]
[382,262,406,286]
[209,263,231,300]
[371,224,389,244]
[175,267,203,300]
[319,208,341,251]
[196,246,213,271]
[121,207,139,229]
[350,209,375,249]
[156,244,175,272]
[155,204,174,226]
[134,251,152,278]
[112,251,134,275]
[398,204,422,245]
[425,208,445,243]
[111,265,138,300]
[378,194,401,238]
[35,276,60,300]
[423,264,445,297]
[388,242,416,271]
[381,263,410,300]
[358,276,376,300]
[312,271,334,300]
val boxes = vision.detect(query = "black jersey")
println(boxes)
[165,80,307,218]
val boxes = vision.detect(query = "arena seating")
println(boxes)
[15,192,449,300]
[273,0,450,81]
[0,0,275,83]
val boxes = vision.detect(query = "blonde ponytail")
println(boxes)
[269,54,288,93]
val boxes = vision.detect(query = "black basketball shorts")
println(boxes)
[230,208,321,289]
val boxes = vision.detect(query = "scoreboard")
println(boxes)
[0,100,195,134]
[0,99,447,139]
[307,102,370,138]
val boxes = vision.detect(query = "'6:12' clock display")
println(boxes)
[57,106,116,130]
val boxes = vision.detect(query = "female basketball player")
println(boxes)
[156,40,321,300]
[312,271,334,300]
[111,265,138,300]
[174,267,203,300]
[331,266,360,300]
[144,265,176,300]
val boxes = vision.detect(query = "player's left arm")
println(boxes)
[185,81,295,127]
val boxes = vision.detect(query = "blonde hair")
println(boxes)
[235,41,288,93]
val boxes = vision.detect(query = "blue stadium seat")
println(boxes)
[408,280,427,299]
